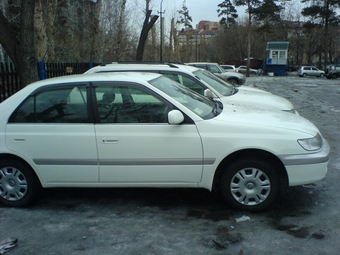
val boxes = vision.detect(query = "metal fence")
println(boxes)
[38,62,94,80]
[0,62,21,102]
[0,62,94,102]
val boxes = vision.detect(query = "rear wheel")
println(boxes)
[303,73,307,77]
[220,157,279,211]
[0,159,40,207]
[332,73,338,79]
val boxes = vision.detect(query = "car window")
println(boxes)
[9,84,89,123]
[193,69,235,96]
[312,67,318,71]
[94,83,172,124]
[149,76,218,119]
[207,65,221,73]
[162,73,205,95]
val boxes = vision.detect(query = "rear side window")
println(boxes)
[9,85,89,123]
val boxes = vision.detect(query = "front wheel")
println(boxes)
[220,157,279,211]
[0,159,40,207]
[319,73,324,78]
[332,73,338,79]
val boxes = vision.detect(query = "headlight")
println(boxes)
[298,133,322,151]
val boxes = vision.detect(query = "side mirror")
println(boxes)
[204,89,216,98]
[168,110,184,125]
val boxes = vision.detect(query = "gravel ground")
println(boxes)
[1,74,339,255]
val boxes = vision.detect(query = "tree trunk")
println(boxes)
[90,0,102,62]
[0,0,38,86]
[115,0,126,61]
[136,10,159,61]
[45,0,57,61]
[35,0,48,61]
[19,0,38,85]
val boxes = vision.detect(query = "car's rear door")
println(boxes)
[92,82,204,184]
[6,84,99,184]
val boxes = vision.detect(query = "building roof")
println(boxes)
[266,42,289,50]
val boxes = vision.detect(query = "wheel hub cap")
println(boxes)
[0,167,28,201]
[246,183,255,189]
[230,167,271,206]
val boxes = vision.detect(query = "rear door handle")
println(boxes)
[102,138,119,144]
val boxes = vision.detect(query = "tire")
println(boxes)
[0,159,40,207]
[319,73,324,78]
[220,157,279,212]
[303,73,307,77]
[332,73,338,79]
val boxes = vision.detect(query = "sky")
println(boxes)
[136,0,304,28]
[132,0,304,31]
[159,0,247,28]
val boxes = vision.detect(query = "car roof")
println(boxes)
[25,72,163,90]
[187,62,219,65]
[85,63,201,75]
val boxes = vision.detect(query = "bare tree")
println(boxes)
[136,0,159,61]
[0,0,38,86]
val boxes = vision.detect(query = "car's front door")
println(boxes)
[6,84,99,183]
[311,67,318,76]
[93,82,203,184]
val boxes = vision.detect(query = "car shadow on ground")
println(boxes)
[34,185,317,219]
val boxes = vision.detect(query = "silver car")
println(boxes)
[298,66,325,77]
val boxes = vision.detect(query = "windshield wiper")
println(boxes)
[231,87,238,95]
[212,100,223,116]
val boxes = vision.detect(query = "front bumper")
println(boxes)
[279,138,331,186]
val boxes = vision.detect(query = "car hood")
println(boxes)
[224,89,294,111]
[212,103,318,136]
[218,72,244,79]
[237,86,271,94]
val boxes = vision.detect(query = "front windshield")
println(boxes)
[193,69,236,96]
[149,76,221,119]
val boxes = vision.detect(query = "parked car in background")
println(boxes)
[236,65,258,74]
[85,63,298,114]
[186,62,246,85]
[298,66,325,77]
[0,72,330,211]
[325,64,340,79]
[221,65,236,72]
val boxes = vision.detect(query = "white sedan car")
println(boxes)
[0,72,330,211]
[237,65,258,74]
[85,63,297,114]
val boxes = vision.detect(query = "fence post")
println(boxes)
[38,61,46,80]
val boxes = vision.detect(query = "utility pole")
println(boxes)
[159,0,164,61]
